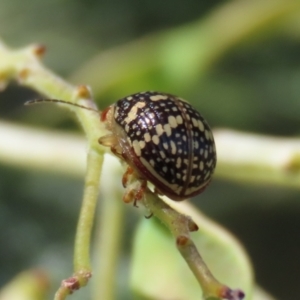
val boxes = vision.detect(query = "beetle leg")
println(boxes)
[122,166,134,187]
[98,134,116,147]
[98,134,124,160]
[133,180,147,206]
[122,187,136,204]
[122,179,147,208]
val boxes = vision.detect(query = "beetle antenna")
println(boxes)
[24,99,99,112]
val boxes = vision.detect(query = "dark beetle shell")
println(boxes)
[110,91,216,201]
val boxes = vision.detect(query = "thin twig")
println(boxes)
[144,190,244,300]
[0,40,107,299]
[54,150,103,300]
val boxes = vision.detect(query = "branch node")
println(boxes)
[76,85,92,99]
[187,218,199,232]
[219,286,245,300]
[18,68,30,81]
[32,44,46,58]
[176,235,189,246]
[78,270,92,280]
[61,277,80,294]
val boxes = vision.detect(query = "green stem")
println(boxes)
[0,40,105,150]
[54,149,104,300]
[74,149,104,272]
[0,40,109,299]
[144,191,244,300]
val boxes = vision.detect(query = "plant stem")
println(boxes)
[143,190,244,300]
[0,40,105,150]
[74,149,103,272]
[0,40,110,299]
[54,149,103,300]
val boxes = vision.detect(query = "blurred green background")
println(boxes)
[0,0,300,299]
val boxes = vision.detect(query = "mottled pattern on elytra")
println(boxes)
[114,91,216,199]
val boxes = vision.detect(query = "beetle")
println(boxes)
[26,91,217,204]
[98,91,216,204]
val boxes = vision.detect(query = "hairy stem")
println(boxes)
[144,191,244,300]
[74,150,104,272]
[54,149,104,300]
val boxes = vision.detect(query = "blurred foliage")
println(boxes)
[0,0,300,299]
[0,269,49,300]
